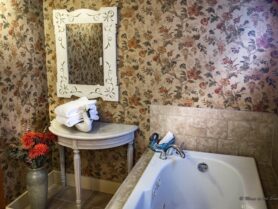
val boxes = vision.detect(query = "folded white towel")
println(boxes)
[55,97,97,117]
[56,115,82,127]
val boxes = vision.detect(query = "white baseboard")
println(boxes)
[6,170,120,209]
[52,170,120,194]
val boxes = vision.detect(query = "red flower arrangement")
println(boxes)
[9,131,57,169]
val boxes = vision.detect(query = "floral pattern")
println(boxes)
[0,0,276,203]
[0,0,49,202]
[44,0,278,185]
[67,23,104,85]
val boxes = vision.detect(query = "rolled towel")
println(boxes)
[75,112,93,132]
[55,97,97,117]
[56,115,82,127]
[87,109,98,118]
[86,104,97,112]
[90,114,99,120]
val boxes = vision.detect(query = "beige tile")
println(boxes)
[207,119,228,139]
[222,110,275,123]
[165,116,188,136]
[185,117,207,137]
[238,140,272,164]
[272,123,278,176]
[257,164,278,209]
[150,114,166,134]
[195,137,218,153]
[175,135,197,150]
[217,139,238,155]
[249,122,274,141]
[228,121,250,140]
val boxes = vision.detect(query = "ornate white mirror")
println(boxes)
[53,7,118,101]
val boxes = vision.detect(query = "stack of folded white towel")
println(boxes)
[54,97,99,128]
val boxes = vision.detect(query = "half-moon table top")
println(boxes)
[49,119,138,140]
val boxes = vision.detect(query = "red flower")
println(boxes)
[41,132,57,143]
[21,131,42,149]
[28,144,49,160]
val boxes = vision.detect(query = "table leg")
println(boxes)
[127,141,134,173]
[59,145,66,187]
[73,149,81,209]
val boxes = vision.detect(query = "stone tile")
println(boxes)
[222,110,275,123]
[207,119,228,139]
[175,135,197,150]
[195,137,218,153]
[165,116,188,136]
[217,139,239,155]
[159,105,198,117]
[185,117,207,137]
[228,121,250,140]
[257,164,278,209]
[273,123,278,176]
[150,114,166,134]
[222,110,253,121]
[249,122,274,141]
[238,140,272,164]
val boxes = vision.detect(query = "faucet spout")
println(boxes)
[165,144,185,159]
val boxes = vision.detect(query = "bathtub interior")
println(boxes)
[123,151,267,209]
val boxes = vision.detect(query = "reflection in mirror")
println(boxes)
[67,23,104,85]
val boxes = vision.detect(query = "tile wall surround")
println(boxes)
[150,105,277,165]
[43,0,278,186]
[273,125,278,177]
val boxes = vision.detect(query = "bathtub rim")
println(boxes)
[105,149,267,209]
[123,150,267,209]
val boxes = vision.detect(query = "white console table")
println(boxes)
[49,119,138,209]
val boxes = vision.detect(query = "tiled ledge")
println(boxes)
[257,164,278,209]
[105,149,154,209]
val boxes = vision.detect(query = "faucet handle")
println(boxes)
[149,133,159,142]
[179,142,185,150]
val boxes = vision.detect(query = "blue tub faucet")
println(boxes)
[148,132,185,160]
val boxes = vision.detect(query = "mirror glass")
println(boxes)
[67,23,104,85]
[53,8,119,101]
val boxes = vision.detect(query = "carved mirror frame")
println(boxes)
[53,7,118,101]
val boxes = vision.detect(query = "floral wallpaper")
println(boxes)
[67,23,104,85]
[0,0,49,202]
[44,0,278,183]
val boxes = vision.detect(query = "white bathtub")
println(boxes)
[123,151,267,209]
